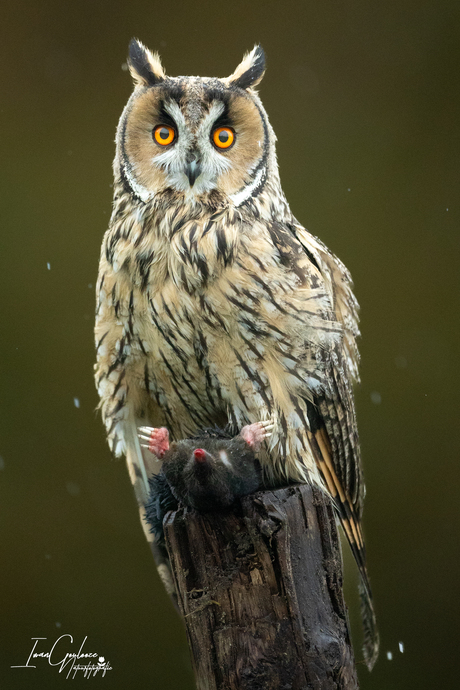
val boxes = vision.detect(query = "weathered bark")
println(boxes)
[164,483,359,690]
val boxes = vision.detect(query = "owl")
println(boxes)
[95,39,379,668]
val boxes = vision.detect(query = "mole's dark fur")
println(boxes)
[145,427,262,547]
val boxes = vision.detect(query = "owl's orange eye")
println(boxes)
[153,125,176,146]
[212,127,235,149]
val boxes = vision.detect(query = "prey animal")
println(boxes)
[95,39,379,667]
[142,420,271,549]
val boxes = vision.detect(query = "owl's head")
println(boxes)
[115,39,279,208]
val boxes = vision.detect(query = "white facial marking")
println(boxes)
[164,100,188,128]
[230,167,265,207]
[123,161,153,202]
[198,101,225,136]
[219,450,232,468]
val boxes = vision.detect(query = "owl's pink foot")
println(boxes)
[240,420,274,452]
[138,426,170,458]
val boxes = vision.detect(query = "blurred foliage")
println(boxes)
[0,0,459,688]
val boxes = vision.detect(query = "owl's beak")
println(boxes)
[185,156,202,187]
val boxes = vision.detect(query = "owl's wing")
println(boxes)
[287,222,379,669]
[95,260,177,600]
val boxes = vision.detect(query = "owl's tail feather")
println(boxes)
[332,503,379,669]
[335,501,379,670]
[359,580,379,671]
[330,486,379,670]
[309,427,379,670]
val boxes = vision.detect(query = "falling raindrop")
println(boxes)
[66,481,81,497]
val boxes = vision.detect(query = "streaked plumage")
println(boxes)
[95,39,378,668]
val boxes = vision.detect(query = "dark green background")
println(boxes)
[1,1,459,688]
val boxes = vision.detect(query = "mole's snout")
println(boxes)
[194,448,207,463]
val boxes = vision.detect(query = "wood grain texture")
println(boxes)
[164,484,359,689]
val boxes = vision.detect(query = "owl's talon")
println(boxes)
[138,433,153,443]
[259,419,275,431]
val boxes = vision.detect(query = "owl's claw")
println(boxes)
[138,426,170,458]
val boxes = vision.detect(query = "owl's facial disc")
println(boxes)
[120,80,267,204]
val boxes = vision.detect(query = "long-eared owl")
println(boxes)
[95,39,379,668]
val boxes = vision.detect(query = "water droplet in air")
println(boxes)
[66,481,81,497]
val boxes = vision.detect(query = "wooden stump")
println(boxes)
[164,483,359,690]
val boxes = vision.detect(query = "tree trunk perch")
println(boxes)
[164,483,359,690]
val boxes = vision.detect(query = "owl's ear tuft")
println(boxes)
[227,45,266,89]
[128,39,166,87]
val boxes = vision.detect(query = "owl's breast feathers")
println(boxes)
[96,201,360,490]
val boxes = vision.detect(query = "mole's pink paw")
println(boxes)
[138,426,170,458]
[240,420,274,451]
